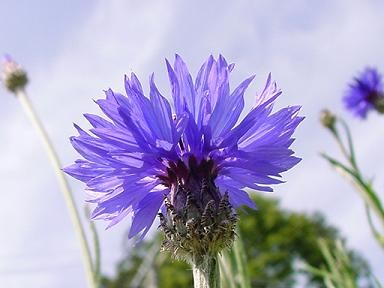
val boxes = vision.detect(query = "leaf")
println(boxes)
[321,153,384,228]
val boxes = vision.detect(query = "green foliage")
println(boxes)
[219,234,252,288]
[321,115,384,248]
[156,253,193,287]
[101,194,371,288]
[304,239,360,288]
[101,239,193,288]
[237,195,370,287]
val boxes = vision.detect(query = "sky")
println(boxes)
[1,0,384,287]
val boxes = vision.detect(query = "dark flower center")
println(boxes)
[366,91,380,103]
[356,79,381,104]
[366,91,384,113]
[157,156,220,213]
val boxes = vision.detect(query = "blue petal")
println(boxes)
[63,160,113,182]
[91,178,160,227]
[86,172,125,193]
[90,127,145,152]
[96,90,127,127]
[84,114,114,128]
[166,59,183,115]
[216,177,256,209]
[149,74,174,142]
[206,57,230,115]
[70,135,112,165]
[128,190,166,239]
[173,54,196,118]
[209,75,254,140]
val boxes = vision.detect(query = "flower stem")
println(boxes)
[86,205,101,285]
[365,204,384,249]
[16,89,97,288]
[193,255,220,288]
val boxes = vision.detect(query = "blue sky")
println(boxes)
[1,0,384,287]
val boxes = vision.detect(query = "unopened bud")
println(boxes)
[320,109,336,130]
[1,55,28,93]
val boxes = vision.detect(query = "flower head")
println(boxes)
[64,55,303,245]
[1,55,28,93]
[343,67,384,118]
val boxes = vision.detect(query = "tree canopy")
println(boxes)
[101,194,370,288]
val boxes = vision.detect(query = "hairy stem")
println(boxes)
[193,255,219,288]
[16,89,96,288]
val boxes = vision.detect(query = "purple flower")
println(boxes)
[343,68,384,118]
[64,55,303,240]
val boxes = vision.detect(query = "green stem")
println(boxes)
[348,169,384,231]
[218,253,234,288]
[130,238,160,287]
[233,234,251,288]
[16,89,96,288]
[86,205,101,286]
[365,203,384,249]
[323,153,384,231]
[331,127,357,172]
[193,255,219,288]
[338,118,358,171]
[328,118,384,233]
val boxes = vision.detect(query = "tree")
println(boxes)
[101,195,371,288]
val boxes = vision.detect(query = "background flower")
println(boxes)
[343,67,384,118]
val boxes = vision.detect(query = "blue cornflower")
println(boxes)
[64,55,303,242]
[343,67,384,118]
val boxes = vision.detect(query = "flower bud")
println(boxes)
[320,109,336,131]
[1,55,28,93]
[158,157,238,264]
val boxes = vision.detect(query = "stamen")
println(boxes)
[178,137,185,151]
